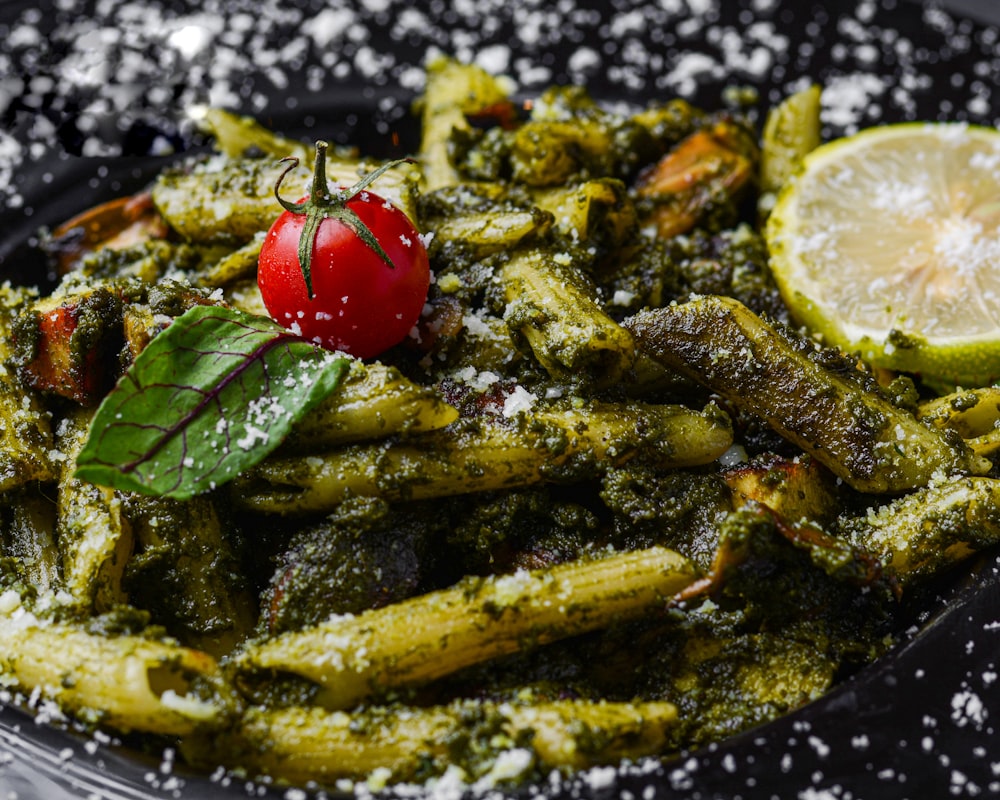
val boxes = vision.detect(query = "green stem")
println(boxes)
[273,141,415,299]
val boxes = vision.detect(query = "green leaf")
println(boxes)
[75,304,350,500]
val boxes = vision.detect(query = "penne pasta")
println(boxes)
[234,546,698,709]
[0,593,227,736]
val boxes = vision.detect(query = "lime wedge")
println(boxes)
[765,122,1000,392]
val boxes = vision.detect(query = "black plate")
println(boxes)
[2,1,1000,798]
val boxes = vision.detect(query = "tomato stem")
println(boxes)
[273,141,416,298]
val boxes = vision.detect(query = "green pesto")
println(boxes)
[599,225,785,327]
[630,97,705,149]
[77,239,209,282]
[143,278,217,316]
[608,512,896,748]
[531,178,637,253]
[885,327,923,351]
[441,487,603,576]
[120,493,253,649]
[882,374,922,413]
[647,625,838,748]
[416,184,551,289]
[0,557,38,606]
[669,224,786,320]
[258,496,446,635]
[10,309,43,366]
[600,467,730,570]
[441,701,520,782]
[82,605,159,638]
[63,288,123,371]
[599,238,686,318]
[0,487,59,593]
[450,85,661,187]
[0,371,55,489]
[950,390,983,413]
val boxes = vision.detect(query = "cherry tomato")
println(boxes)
[257,144,430,359]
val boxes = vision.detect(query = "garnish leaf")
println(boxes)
[75,304,350,500]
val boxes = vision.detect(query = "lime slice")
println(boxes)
[765,122,1000,392]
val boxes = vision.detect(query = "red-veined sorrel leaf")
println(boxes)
[74,304,349,500]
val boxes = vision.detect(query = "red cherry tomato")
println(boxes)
[257,145,430,359]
